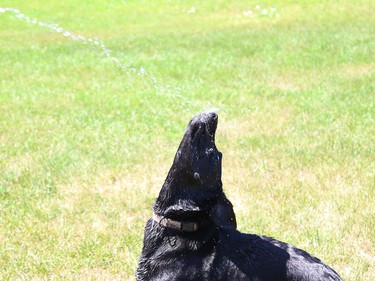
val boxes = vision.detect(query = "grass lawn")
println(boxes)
[0,0,374,280]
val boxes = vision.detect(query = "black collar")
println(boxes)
[152,213,200,232]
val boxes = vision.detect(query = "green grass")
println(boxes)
[0,0,374,280]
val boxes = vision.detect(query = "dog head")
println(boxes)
[153,112,236,228]
[174,111,222,188]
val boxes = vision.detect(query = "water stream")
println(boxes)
[0,7,186,98]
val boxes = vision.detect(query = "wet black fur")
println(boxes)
[136,112,343,281]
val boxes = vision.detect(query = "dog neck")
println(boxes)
[152,213,202,232]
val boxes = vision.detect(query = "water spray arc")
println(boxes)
[0,7,187,96]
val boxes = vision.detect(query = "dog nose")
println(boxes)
[191,112,218,126]
[203,112,217,121]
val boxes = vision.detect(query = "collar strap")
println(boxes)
[152,213,200,232]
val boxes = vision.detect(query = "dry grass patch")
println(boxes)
[268,75,306,92]
[341,64,373,78]
[219,107,294,138]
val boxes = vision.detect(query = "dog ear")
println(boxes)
[209,195,237,229]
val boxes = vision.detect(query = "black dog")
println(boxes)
[136,112,343,281]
